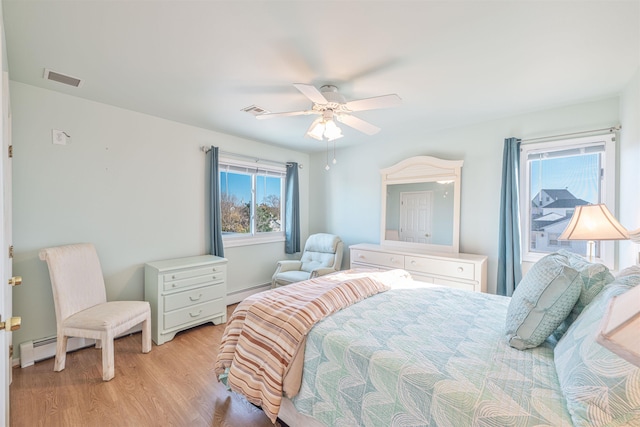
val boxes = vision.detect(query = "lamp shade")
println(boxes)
[597,284,640,367]
[558,204,629,241]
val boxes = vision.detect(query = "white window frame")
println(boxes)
[219,157,286,248]
[519,134,616,267]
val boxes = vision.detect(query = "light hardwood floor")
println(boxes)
[10,304,281,427]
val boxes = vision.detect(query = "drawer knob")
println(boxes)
[172,275,176,279]
[410,260,416,265]
[190,310,202,318]
[189,294,202,301]
[172,284,176,288]
[457,267,464,273]
[358,254,364,259]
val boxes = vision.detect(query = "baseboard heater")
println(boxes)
[19,324,143,368]
[20,336,96,368]
[226,282,271,305]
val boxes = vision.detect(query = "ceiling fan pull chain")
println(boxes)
[333,140,337,165]
[325,140,330,171]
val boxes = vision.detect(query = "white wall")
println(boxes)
[619,68,640,267]
[10,81,309,353]
[309,97,622,293]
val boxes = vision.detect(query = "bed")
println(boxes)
[216,253,640,427]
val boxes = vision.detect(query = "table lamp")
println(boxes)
[558,204,629,261]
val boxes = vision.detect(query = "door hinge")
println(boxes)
[8,145,13,158]
[9,344,13,358]
[9,245,13,259]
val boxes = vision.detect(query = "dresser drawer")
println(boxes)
[164,283,225,312]
[163,272,225,291]
[405,256,475,281]
[351,249,404,269]
[410,273,435,284]
[435,277,477,292]
[164,298,225,330]
[164,264,226,282]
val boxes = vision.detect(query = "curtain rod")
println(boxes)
[521,125,621,143]
[199,146,302,169]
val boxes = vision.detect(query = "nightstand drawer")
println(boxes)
[163,272,225,291]
[164,283,226,312]
[406,256,475,281]
[164,298,225,330]
[351,249,404,269]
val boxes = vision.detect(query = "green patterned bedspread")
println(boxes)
[291,286,572,426]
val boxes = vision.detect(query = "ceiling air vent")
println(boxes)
[43,68,84,88]
[241,105,270,116]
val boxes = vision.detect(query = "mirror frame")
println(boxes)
[380,156,463,253]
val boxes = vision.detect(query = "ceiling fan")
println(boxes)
[255,83,402,141]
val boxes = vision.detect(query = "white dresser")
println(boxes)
[350,243,488,292]
[144,255,228,345]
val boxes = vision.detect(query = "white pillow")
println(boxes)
[617,264,640,278]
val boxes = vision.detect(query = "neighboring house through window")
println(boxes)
[520,133,616,266]
[219,157,285,247]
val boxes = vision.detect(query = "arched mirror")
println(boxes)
[381,156,463,253]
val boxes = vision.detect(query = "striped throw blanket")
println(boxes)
[215,269,411,423]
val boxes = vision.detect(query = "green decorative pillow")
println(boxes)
[554,275,640,426]
[553,250,615,339]
[505,252,581,350]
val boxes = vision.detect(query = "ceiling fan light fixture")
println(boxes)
[306,118,325,140]
[324,119,343,141]
[261,83,401,141]
[305,114,343,141]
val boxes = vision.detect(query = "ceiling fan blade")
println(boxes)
[255,110,316,120]
[345,94,402,112]
[336,114,381,135]
[293,83,328,104]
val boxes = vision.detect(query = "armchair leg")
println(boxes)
[54,334,68,372]
[101,333,115,381]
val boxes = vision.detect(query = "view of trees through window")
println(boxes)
[220,168,282,235]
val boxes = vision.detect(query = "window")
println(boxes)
[219,157,285,247]
[520,134,616,266]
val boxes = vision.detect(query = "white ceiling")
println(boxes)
[4,1,639,153]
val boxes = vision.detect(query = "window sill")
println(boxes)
[223,233,285,248]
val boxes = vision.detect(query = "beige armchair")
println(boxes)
[39,243,151,381]
[272,233,344,288]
